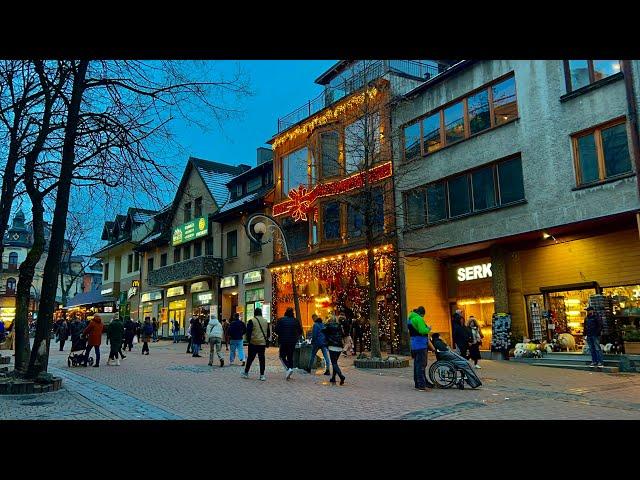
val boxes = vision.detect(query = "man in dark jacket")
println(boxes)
[191,318,204,357]
[123,317,136,351]
[55,319,69,351]
[106,317,125,366]
[452,312,472,359]
[228,313,246,365]
[305,314,331,375]
[584,306,604,367]
[274,307,303,380]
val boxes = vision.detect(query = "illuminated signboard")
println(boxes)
[457,263,492,282]
[243,270,263,284]
[197,292,213,302]
[167,286,185,297]
[141,291,162,302]
[220,276,237,288]
[101,288,113,295]
[191,280,210,293]
[127,285,138,299]
[172,216,208,246]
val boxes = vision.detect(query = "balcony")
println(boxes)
[1,262,19,273]
[147,255,223,287]
[277,60,448,133]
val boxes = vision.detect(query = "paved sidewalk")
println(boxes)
[2,338,640,420]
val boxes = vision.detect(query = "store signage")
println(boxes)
[167,286,185,297]
[191,280,210,293]
[104,306,114,313]
[140,291,162,302]
[101,287,113,295]
[132,280,140,288]
[457,263,492,282]
[261,302,271,322]
[220,275,237,288]
[127,285,138,299]
[197,292,213,303]
[172,216,208,246]
[243,270,263,284]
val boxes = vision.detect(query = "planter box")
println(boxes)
[624,342,640,355]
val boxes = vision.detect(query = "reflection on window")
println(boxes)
[422,112,441,153]
[444,102,465,144]
[282,147,309,195]
[468,90,491,135]
[345,113,380,174]
[566,60,621,92]
[472,166,496,211]
[427,183,447,224]
[323,202,341,240]
[321,131,340,178]
[404,122,421,160]
[283,218,308,252]
[405,189,426,227]
[602,123,632,178]
[497,157,525,204]
[492,76,518,126]
[576,134,599,184]
[448,174,471,217]
[347,202,363,238]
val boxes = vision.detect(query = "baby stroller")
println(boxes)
[428,336,482,390]
[67,335,93,367]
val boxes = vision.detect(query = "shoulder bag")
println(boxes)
[254,318,270,348]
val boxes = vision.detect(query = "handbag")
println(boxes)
[132,336,138,344]
[254,318,270,348]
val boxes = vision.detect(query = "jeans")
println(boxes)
[84,345,100,366]
[279,343,295,370]
[173,331,179,343]
[229,339,245,363]
[109,343,121,360]
[186,337,192,353]
[152,331,158,342]
[124,334,133,351]
[209,337,223,364]
[308,344,331,371]
[142,341,149,354]
[59,339,66,351]
[192,342,200,356]
[245,344,266,375]
[412,348,427,388]
[329,350,344,380]
[587,335,603,364]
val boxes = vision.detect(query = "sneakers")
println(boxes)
[208,362,213,366]
[121,354,126,360]
[597,363,604,367]
[220,359,224,367]
[286,368,293,380]
[415,387,428,392]
[241,372,249,379]
[107,359,113,366]
[115,359,120,366]
[323,369,331,376]
[474,364,482,369]
[259,375,266,381]
[589,363,596,367]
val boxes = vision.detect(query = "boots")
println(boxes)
[324,369,331,375]
[219,359,224,367]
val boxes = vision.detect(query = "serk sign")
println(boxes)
[457,263,492,282]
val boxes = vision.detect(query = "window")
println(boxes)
[283,218,308,252]
[147,257,154,273]
[265,168,273,187]
[134,253,139,271]
[247,176,262,193]
[403,122,421,161]
[492,76,518,126]
[127,254,133,273]
[566,60,621,92]
[467,90,491,135]
[194,240,202,257]
[194,197,203,218]
[422,112,442,154]
[372,188,384,234]
[323,201,341,240]
[448,174,471,217]
[444,102,465,144]
[497,157,526,204]
[282,147,309,195]
[8,252,18,269]
[405,189,426,227]
[173,248,181,264]
[184,202,192,223]
[347,201,364,238]
[345,113,380,174]
[471,166,496,211]
[183,244,191,260]
[573,120,632,185]
[104,263,109,281]
[6,278,16,293]
[249,224,262,253]
[427,183,447,223]
[205,238,213,256]
[160,253,167,267]
[321,131,341,178]
[234,183,243,199]
[226,230,237,258]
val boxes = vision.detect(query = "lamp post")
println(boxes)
[245,213,301,326]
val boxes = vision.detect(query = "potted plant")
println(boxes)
[623,326,640,355]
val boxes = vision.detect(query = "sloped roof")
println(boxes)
[191,157,249,208]
[215,191,263,216]
[66,290,115,308]
[129,209,156,224]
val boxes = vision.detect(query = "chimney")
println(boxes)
[257,147,273,166]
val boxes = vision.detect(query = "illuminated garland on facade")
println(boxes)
[272,86,379,150]
[273,161,393,219]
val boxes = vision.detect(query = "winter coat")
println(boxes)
[584,313,603,337]
[433,337,449,352]
[69,321,84,341]
[274,315,303,345]
[206,318,223,339]
[408,311,431,351]
[107,319,124,346]
[190,321,205,345]
[124,319,136,338]
[228,319,246,341]
[452,321,472,349]
[322,322,343,349]
[311,319,327,347]
[83,317,104,347]
[352,319,365,336]
[339,317,353,337]
[141,322,154,342]
[246,316,269,346]
[56,321,69,341]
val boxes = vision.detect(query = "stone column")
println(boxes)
[490,246,509,314]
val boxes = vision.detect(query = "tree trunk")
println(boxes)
[367,248,381,359]
[0,125,22,269]
[28,61,88,378]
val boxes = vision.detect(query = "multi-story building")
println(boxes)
[393,60,640,350]
[212,147,274,323]
[267,60,456,345]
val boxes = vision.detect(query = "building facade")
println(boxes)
[393,60,640,350]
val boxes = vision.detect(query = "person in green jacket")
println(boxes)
[107,317,125,366]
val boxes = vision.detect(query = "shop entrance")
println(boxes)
[222,292,239,321]
[544,287,596,349]
[451,297,494,350]
[168,299,186,335]
[245,288,265,322]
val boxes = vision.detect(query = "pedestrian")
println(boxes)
[135,320,142,343]
[584,306,604,367]
[123,316,136,351]
[305,314,331,375]
[274,307,302,380]
[452,311,472,359]
[82,314,105,367]
[69,316,84,348]
[206,316,225,367]
[190,317,204,358]
[152,317,159,342]
[352,316,365,355]
[222,318,230,351]
[408,306,434,391]
[172,318,180,343]
[339,314,354,356]
[467,316,483,369]
[141,317,153,355]
[106,316,124,366]
[323,314,346,385]
[241,308,270,381]
[228,313,246,366]
[186,316,195,353]
[56,319,69,352]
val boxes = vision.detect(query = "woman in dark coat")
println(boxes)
[141,317,153,355]
[322,315,346,385]
[190,318,204,358]
[452,314,472,359]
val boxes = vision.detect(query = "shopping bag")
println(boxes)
[132,336,138,344]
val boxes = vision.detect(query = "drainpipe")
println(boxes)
[622,60,640,199]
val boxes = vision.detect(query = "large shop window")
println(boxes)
[565,60,621,92]
[282,217,308,252]
[320,131,341,179]
[226,230,238,258]
[573,120,632,186]
[404,156,525,227]
[323,201,341,240]
[282,147,309,195]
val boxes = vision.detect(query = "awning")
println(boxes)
[65,290,116,308]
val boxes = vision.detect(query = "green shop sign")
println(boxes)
[172,216,208,246]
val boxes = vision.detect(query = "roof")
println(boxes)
[225,160,273,187]
[138,231,162,246]
[402,60,472,99]
[130,209,156,224]
[315,60,350,85]
[190,157,249,208]
[214,190,264,217]
[66,290,115,308]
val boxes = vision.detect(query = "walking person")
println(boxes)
[123,316,136,351]
[228,313,246,366]
[141,317,153,355]
[106,316,124,366]
[186,316,195,354]
[408,306,433,391]
[206,316,225,367]
[241,308,270,381]
[222,318,230,351]
[323,315,346,385]
[339,314,354,356]
[172,318,180,343]
[82,314,105,367]
[274,307,302,380]
[305,314,331,375]
[467,316,484,369]
[190,317,204,358]
[56,319,69,352]
[584,306,604,367]
[152,317,159,342]
[352,316,365,355]
[135,320,143,343]
[452,311,472,359]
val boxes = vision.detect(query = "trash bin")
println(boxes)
[294,342,322,370]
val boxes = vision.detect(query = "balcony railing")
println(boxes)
[1,262,18,272]
[147,255,223,287]
[277,60,447,133]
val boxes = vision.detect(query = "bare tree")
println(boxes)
[58,212,92,306]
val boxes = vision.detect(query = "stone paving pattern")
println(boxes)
[2,337,640,420]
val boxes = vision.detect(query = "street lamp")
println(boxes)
[245,213,301,326]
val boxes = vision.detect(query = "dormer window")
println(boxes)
[235,183,244,198]
[247,176,262,193]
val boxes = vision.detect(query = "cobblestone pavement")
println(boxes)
[2,338,640,420]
